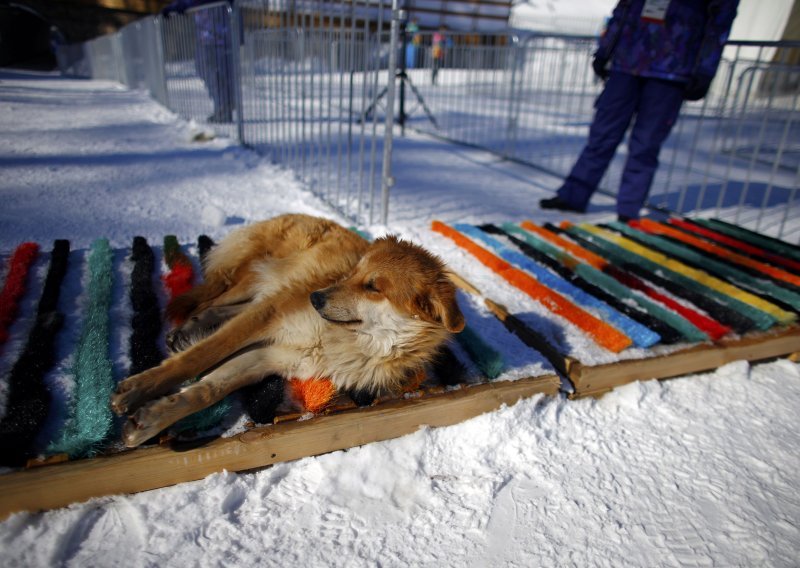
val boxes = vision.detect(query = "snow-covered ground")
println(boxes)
[1,70,799,566]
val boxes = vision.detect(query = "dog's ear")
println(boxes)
[415,278,465,333]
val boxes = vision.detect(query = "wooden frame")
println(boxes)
[567,325,800,398]
[0,374,559,519]
[447,269,800,398]
[2,243,797,519]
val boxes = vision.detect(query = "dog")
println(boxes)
[111,214,464,447]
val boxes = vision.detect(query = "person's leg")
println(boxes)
[196,43,222,120]
[216,41,234,120]
[198,41,233,122]
[616,77,685,219]
[553,72,641,212]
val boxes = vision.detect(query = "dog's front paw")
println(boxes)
[111,370,158,416]
[121,402,165,447]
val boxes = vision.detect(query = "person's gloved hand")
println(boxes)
[592,56,609,80]
[684,74,713,101]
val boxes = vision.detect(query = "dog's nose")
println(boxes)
[310,291,326,310]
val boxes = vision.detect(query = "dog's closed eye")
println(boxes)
[364,279,380,293]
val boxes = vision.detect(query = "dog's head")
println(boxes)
[309,235,465,337]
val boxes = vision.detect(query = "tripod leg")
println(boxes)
[404,76,439,129]
[360,86,389,123]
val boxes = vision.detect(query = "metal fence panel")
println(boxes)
[407,33,800,242]
[237,1,390,223]
[55,19,800,240]
[56,1,398,225]
[160,3,239,139]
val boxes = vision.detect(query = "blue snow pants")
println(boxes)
[556,72,685,218]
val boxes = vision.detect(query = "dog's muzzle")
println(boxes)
[310,290,360,325]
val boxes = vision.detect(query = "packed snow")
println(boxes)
[1,69,799,567]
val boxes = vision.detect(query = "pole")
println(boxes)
[398,18,408,135]
[379,1,402,225]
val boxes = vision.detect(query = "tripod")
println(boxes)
[362,19,438,134]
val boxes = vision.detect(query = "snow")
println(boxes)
[510,0,615,34]
[1,69,799,566]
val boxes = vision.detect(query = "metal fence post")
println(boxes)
[504,35,524,159]
[379,0,401,225]
[153,16,170,108]
[229,3,245,144]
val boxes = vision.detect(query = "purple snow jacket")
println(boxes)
[596,0,739,83]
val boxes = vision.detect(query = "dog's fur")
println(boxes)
[111,214,464,447]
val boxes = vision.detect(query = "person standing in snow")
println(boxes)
[406,19,421,69]
[431,26,449,85]
[162,0,237,123]
[539,0,739,221]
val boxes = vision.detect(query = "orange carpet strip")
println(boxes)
[431,221,631,353]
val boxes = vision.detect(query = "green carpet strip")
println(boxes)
[563,225,778,331]
[0,240,70,466]
[48,239,115,458]
[454,326,504,379]
[696,219,800,263]
[548,224,757,335]
[608,222,800,312]
[349,227,372,241]
[501,223,706,344]
[172,394,233,434]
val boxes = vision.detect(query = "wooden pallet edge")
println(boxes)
[568,325,800,397]
[0,374,560,520]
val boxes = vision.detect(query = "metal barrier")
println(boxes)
[57,0,398,226]
[56,18,799,240]
[237,0,393,223]
[406,32,800,242]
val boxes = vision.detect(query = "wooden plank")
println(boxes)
[568,326,800,397]
[0,374,559,519]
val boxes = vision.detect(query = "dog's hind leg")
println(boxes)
[112,299,279,416]
[166,302,248,353]
[121,348,272,447]
[166,279,228,323]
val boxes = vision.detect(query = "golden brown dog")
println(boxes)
[111,214,464,447]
